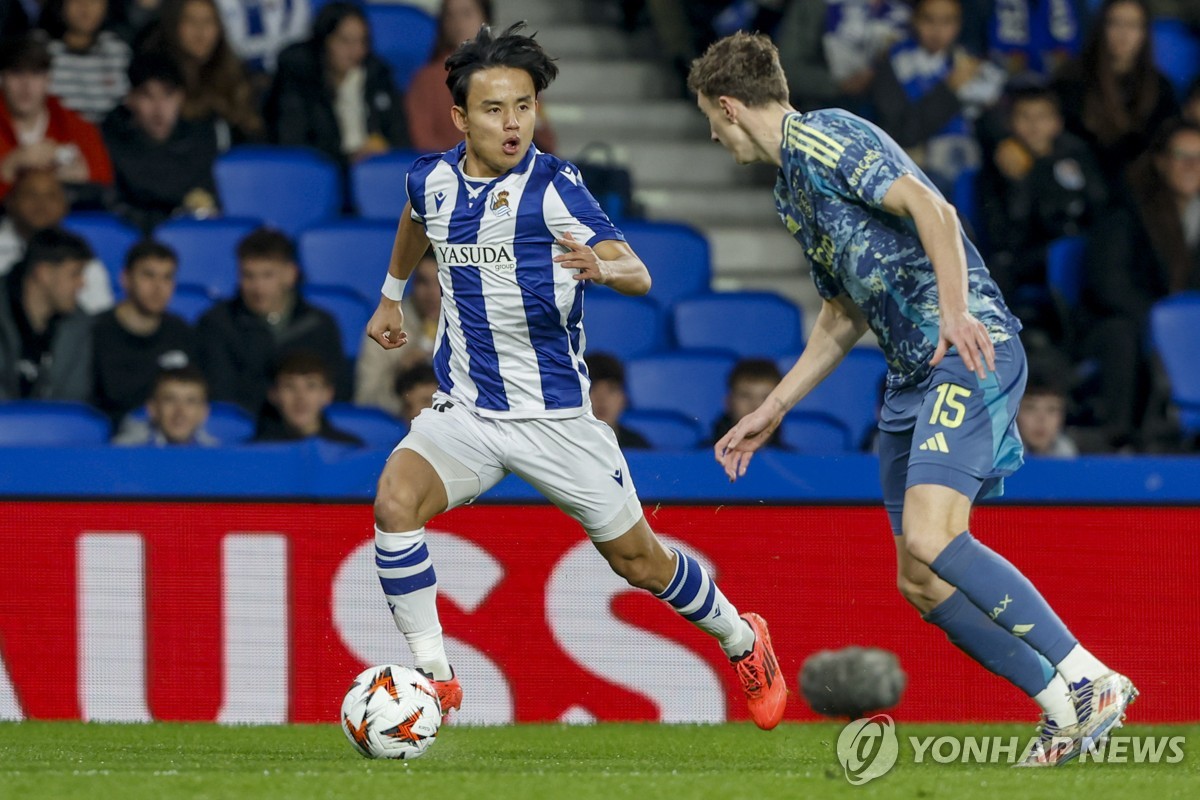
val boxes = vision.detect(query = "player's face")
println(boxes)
[122,256,177,317]
[399,380,438,424]
[454,66,537,177]
[238,257,297,317]
[149,381,209,444]
[1159,130,1200,200]
[1017,394,1065,455]
[273,373,334,435]
[697,93,757,165]
[728,377,776,421]
[588,379,626,426]
[1010,99,1062,157]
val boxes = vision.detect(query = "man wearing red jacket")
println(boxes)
[0,33,113,201]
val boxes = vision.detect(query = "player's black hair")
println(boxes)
[237,227,297,263]
[584,352,627,388]
[444,22,558,108]
[8,227,93,286]
[124,240,179,272]
[394,363,438,397]
[152,365,209,399]
[727,358,782,390]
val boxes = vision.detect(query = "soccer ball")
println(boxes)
[341,665,442,759]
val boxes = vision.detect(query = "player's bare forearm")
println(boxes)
[770,296,867,413]
[385,202,431,286]
[880,175,969,314]
[557,237,651,295]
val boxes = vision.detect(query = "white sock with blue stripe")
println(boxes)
[655,547,755,659]
[375,526,452,681]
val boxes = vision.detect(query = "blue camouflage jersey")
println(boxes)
[774,109,1020,389]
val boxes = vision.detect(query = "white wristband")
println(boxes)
[381,274,407,301]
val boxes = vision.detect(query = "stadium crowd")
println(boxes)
[0,0,1197,454]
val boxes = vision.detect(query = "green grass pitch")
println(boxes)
[1,721,1196,799]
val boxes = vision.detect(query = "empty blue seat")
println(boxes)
[1150,292,1200,434]
[302,285,372,358]
[673,292,803,357]
[351,149,422,219]
[619,221,712,307]
[784,347,888,447]
[155,217,261,298]
[1047,235,1087,307]
[169,283,216,323]
[326,403,408,447]
[0,401,110,446]
[299,220,397,302]
[583,291,667,359]
[214,147,341,237]
[365,4,436,91]
[780,411,853,454]
[62,212,139,294]
[205,402,256,443]
[1153,19,1200,100]
[620,409,706,450]
[626,351,736,429]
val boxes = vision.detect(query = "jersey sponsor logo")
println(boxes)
[490,190,512,217]
[436,244,517,273]
[807,233,837,268]
[847,149,882,189]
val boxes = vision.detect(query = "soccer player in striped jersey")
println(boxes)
[365,23,786,730]
[688,32,1137,765]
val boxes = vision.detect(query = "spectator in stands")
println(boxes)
[110,0,163,44]
[711,358,785,448]
[960,0,1088,82]
[0,227,94,400]
[979,84,1106,341]
[197,227,347,414]
[213,0,309,75]
[255,350,363,445]
[1018,361,1078,458]
[0,167,113,312]
[0,33,114,202]
[394,362,438,428]
[805,0,910,108]
[112,363,216,445]
[102,51,218,232]
[870,0,1006,191]
[141,0,263,144]
[266,2,409,168]
[355,250,439,415]
[1079,119,1200,448]
[406,0,557,153]
[42,0,132,123]
[92,239,195,423]
[585,351,650,449]
[1052,0,1179,196]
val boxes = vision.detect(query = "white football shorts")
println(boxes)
[392,394,644,542]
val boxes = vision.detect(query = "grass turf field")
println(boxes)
[0,721,1196,799]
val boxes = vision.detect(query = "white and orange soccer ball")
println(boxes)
[341,665,442,760]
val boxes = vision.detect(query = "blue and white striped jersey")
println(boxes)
[406,142,625,419]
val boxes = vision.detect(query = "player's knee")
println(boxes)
[900,526,953,566]
[896,571,941,613]
[374,479,425,530]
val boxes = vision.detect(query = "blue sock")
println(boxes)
[655,547,752,658]
[924,589,1056,697]
[929,531,1077,665]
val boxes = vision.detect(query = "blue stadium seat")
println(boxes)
[206,402,256,443]
[780,411,853,455]
[619,221,712,307]
[1047,235,1087,307]
[214,147,341,237]
[366,4,436,91]
[168,283,216,323]
[0,401,110,446]
[299,220,398,302]
[302,285,373,358]
[784,347,888,448]
[62,212,138,294]
[619,409,706,450]
[325,403,408,447]
[155,217,261,298]
[626,351,736,429]
[583,291,667,359]
[1153,19,1200,100]
[1150,292,1200,434]
[351,149,422,220]
[673,292,803,357]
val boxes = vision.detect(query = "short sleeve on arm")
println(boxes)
[545,162,626,247]
[406,153,442,224]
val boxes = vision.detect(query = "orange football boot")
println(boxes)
[732,613,786,730]
[418,668,463,719]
